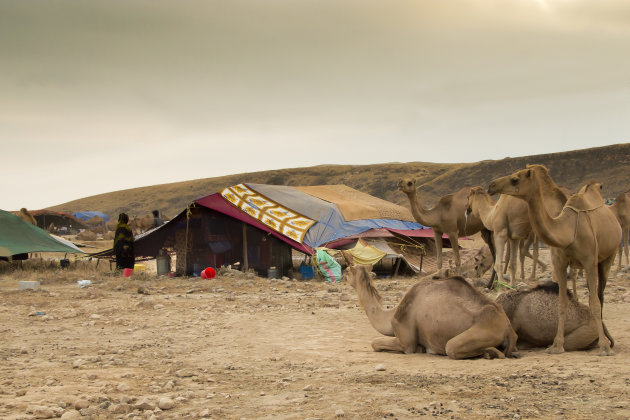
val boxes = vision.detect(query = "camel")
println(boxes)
[496,282,598,351]
[488,165,620,356]
[343,253,517,359]
[431,244,494,280]
[398,179,494,276]
[130,214,155,234]
[608,190,630,270]
[466,187,544,285]
[17,208,37,226]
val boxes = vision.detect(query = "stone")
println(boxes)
[135,398,156,411]
[158,397,175,410]
[74,399,90,410]
[32,406,55,419]
[375,364,386,371]
[335,408,345,417]
[60,411,82,420]
[117,382,131,392]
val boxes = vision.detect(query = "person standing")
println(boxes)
[114,213,135,270]
[152,210,164,228]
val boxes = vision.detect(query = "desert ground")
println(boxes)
[2,243,630,420]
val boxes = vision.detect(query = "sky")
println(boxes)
[1,0,629,211]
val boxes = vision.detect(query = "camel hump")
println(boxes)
[566,182,605,212]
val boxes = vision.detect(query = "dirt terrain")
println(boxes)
[2,249,630,420]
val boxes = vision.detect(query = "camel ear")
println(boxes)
[526,169,531,178]
[341,250,354,266]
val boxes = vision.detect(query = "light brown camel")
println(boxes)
[343,254,517,359]
[496,282,597,351]
[17,208,37,226]
[398,179,493,276]
[466,187,544,285]
[488,165,620,356]
[608,190,630,270]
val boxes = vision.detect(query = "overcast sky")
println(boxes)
[1,0,629,211]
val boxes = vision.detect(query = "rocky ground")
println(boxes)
[1,249,630,420]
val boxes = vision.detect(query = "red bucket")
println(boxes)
[123,268,133,277]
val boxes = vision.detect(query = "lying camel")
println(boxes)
[496,283,598,351]
[466,187,544,285]
[343,253,517,359]
[489,166,619,356]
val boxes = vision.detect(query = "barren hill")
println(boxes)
[49,143,629,219]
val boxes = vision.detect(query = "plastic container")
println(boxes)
[77,279,92,288]
[192,264,202,277]
[299,264,314,280]
[156,255,170,276]
[123,268,133,277]
[267,267,279,278]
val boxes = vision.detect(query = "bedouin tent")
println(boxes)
[92,183,441,276]
[0,209,84,258]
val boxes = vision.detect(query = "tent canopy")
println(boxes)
[0,209,84,257]
[215,183,427,250]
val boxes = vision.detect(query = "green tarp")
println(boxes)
[0,209,84,257]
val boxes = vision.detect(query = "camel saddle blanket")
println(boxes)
[222,184,316,244]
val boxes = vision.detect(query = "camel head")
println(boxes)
[465,186,486,216]
[487,165,550,198]
[397,177,417,195]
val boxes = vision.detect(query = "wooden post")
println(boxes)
[393,257,402,277]
[242,223,249,271]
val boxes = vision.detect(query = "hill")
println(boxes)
[49,143,629,219]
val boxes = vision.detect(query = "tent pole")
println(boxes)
[242,224,248,271]
[393,257,402,277]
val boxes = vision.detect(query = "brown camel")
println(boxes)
[398,179,493,276]
[608,190,630,270]
[343,254,517,359]
[17,208,37,226]
[488,165,620,356]
[496,282,598,351]
[466,187,544,285]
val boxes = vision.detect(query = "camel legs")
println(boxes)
[445,308,512,359]
[547,252,569,354]
[373,319,419,354]
[447,232,462,274]
[618,229,629,270]
[433,230,444,271]
[585,260,614,356]
[563,319,598,351]
[508,238,518,286]
[371,336,406,353]
[493,233,508,285]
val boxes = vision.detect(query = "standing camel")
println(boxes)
[466,187,543,285]
[398,179,493,276]
[608,190,630,270]
[342,254,516,359]
[488,165,620,356]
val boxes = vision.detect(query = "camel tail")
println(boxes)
[603,321,615,348]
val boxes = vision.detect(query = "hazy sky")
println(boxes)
[2,0,629,211]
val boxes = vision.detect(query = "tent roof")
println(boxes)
[0,209,85,257]
[227,183,426,249]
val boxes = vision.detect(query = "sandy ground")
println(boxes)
[2,248,630,420]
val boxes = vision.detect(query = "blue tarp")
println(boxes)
[247,184,426,249]
[73,211,110,222]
